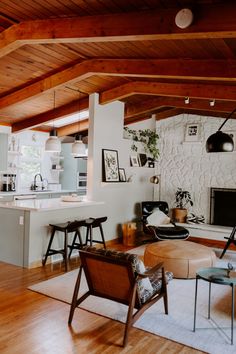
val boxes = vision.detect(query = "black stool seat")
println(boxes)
[69,216,107,256]
[42,220,86,271]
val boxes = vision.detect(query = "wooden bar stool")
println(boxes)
[42,220,85,271]
[69,217,107,254]
[68,219,90,258]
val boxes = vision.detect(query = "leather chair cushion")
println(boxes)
[148,225,189,240]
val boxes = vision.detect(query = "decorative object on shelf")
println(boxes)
[8,135,20,152]
[32,133,36,142]
[138,153,147,167]
[119,168,126,182]
[51,164,63,170]
[184,123,201,142]
[150,175,160,200]
[147,157,155,168]
[187,213,205,224]
[102,149,120,182]
[172,188,193,223]
[123,127,159,161]
[206,107,236,152]
[130,154,140,167]
[71,89,87,158]
[45,91,61,152]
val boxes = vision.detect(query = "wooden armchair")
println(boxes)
[68,247,173,347]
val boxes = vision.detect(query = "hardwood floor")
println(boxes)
[0,245,205,354]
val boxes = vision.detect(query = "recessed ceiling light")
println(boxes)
[175,8,194,29]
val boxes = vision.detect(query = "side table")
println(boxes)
[193,267,236,345]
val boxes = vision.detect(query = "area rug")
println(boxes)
[29,247,236,354]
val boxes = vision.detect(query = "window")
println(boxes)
[19,145,42,189]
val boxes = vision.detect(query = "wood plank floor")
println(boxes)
[0,244,205,354]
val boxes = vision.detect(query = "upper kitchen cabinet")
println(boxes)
[0,133,8,171]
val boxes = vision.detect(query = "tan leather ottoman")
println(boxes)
[144,240,216,279]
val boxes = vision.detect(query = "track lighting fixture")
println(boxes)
[209,99,215,107]
[184,97,190,104]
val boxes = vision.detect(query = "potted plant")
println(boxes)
[172,188,193,223]
[123,127,159,161]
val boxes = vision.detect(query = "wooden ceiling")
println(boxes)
[0,0,236,136]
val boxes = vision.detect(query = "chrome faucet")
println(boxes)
[32,173,43,190]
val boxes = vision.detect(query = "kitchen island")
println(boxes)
[0,197,104,268]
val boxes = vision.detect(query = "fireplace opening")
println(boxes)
[210,188,236,227]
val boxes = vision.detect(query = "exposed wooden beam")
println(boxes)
[1,4,236,58]
[181,109,236,119]
[3,58,236,111]
[155,108,184,120]
[125,97,236,118]
[100,81,236,104]
[57,119,89,137]
[12,97,88,132]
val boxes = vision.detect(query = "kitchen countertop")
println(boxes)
[0,197,103,211]
[0,189,77,196]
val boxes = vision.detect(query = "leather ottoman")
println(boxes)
[144,240,216,279]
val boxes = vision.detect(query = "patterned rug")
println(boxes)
[29,247,236,354]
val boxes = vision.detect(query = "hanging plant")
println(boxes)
[124,127,159,161]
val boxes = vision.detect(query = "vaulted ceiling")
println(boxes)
[0,0,236,136]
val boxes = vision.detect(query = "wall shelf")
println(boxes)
[101,182,132,186]
[8,151,22,155]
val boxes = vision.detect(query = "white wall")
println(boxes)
[87,93,156,240]
[156,113,236,222]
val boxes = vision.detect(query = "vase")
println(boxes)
[171,208,187,223]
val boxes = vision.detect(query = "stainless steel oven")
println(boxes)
[77,172,87,191]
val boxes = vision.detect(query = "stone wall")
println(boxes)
[156,113,236,222]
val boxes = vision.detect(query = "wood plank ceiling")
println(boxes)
[0,0,235,136]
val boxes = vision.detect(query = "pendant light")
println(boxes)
[71,90,87,158]
[206,108,236,153]
[45,91,61,152]
[71,134,86,157]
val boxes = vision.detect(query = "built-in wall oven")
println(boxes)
[77,172,87,193]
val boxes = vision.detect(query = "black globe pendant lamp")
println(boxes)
[206,108,236,152]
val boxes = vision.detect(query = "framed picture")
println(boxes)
[102,149,120,182]
[119,168,126,182]
[185,123,201,142]
[138,153,147,167]
[130,154,140,167]
[224,131,236,150]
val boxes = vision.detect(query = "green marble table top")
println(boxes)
[197,267,236,285]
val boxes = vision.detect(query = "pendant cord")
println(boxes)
[218,107,236,131]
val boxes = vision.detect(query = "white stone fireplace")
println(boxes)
[156,113,236,241]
